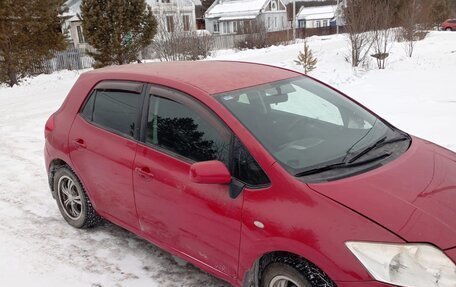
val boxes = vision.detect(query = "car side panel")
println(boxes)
[68,115,139,229]
[235,163,404,286]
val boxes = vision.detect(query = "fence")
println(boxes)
[33,47,95,75]
[35,26,344,74]
[211,26,345,50]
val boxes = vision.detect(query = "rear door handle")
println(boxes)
[73,138,87,149]
[135,167,154,179]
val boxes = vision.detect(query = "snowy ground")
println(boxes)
[0,31,455,286]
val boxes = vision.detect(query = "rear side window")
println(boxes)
[81,81,143,138]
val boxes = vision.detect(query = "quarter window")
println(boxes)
[146,94,231,164]
[232,137,270,186]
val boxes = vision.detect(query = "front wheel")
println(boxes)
[446,27,453,31]
[262,263,312,287]
[54,167,102,228]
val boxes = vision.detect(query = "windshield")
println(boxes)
[217,76,406,177]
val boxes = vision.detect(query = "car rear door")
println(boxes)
[133,86,245,278]
[69,81,145,230]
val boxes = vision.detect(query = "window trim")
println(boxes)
[139,84,271,188]
[78,80,147,141]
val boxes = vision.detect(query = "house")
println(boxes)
[61,0,89,50]
[146,0,197,33]
[61,0,198,49]
[296,5,337,29]
[205,0,288,35]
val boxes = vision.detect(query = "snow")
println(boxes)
[1,31,456,286]
[206,0,267,19]
[297,5,337,20]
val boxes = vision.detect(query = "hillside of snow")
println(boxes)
[0,31,455,286]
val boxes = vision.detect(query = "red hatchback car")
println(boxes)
[44,62,456,287]
[441,19,456,31]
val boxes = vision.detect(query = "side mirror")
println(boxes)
[189,160,231,185]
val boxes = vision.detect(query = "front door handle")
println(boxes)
[73,138,87,149]
[135,167,154,179]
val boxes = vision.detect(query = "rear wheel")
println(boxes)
[262,263,312,287]
[446,27,453,31]
[54,167,102,228]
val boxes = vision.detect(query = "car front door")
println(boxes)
[69,81,145,230]
[133,86,244,278]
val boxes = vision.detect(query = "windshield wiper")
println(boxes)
[295,153,391,177]
[347,135,409,164]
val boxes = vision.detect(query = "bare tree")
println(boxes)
[399,0,421,57]
[149,15,213,61]
[343,0,376,67]
[371,0,394,69]
[236,21,270,50]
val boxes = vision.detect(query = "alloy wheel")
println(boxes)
[57,175,83,220]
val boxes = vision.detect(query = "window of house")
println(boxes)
[81,81,143,138]
[271,0,278,11]
[268,17,271,29]
[323,20,328,27]
[316,20,321,28]
[146,94,231,164]
[76,25,85,44]
[222,22,231,34]
[233,21,238,33]
[166,15,174,32]
[213,21,220,33]
[274,17,278,28]
[183,15,190,31]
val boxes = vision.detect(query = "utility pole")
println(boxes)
[336,0,340,34]
[293,0,296,41]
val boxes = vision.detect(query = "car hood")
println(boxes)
[308,137,456,250]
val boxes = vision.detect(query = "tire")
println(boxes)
[446,27,453,31]
[53,166,102,228]
[261,263,312,287]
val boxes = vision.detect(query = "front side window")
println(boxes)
[146,94,231,164]
[81,81,142,138]
[217,77,410,181]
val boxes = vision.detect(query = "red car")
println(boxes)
[441,19,456,31]
[44,62,456,287]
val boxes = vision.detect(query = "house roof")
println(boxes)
[87,61,300,95]
[205,0,268,19]
[297,5,337,20]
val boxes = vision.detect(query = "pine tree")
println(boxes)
[294,41,317,75]
[81,0,157,68]
[0,0,67,86]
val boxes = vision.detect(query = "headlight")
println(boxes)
[346,242,456,287]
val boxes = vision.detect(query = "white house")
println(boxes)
[205,0,288,35]
[62,0,198,49]
[296,5,337,29]
[146,0,197,33]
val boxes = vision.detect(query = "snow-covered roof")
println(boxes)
[146,0,195,7]
[206,0,268,19]
[297,5,336,20]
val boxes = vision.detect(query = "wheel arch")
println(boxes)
[48,158,71,197]
[242,250,336,287]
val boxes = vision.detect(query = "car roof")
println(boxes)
[86,61,301,95]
